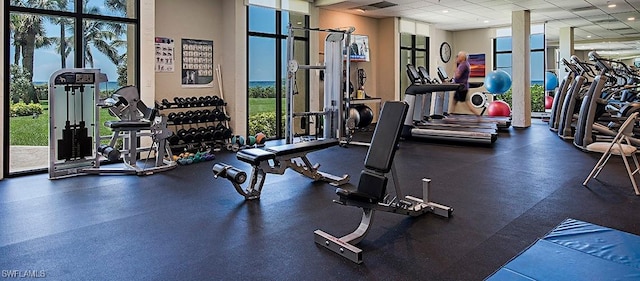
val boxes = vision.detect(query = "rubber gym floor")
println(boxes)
[1,118,639,281]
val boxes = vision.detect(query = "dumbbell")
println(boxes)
[98,144,121,162]
[212,96,221,106]
[211,108,223,121]
[193,127,205,143]
[193,110,204,123]
[200,110,211,122]
[189,97,199,107]
[167,112,177,122]
[215,123,232,139]
[184,111,195,124]
[168,134,181,145]
[176,97,188,108]
[204,96,213,106]
[161,98,172,109]
[176,129,188,143]
[203,128,214,141]
[198,97,206,107]
[181,128,196,143]
[173,112,185,125]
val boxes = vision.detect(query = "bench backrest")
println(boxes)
[363,101,409,173]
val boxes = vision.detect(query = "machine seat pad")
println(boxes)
[237,148,276,166]
[336,184,380,204]
[469,82,484,89]
[105,120,151,129]
[266,139,338,157]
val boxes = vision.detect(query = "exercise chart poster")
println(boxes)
[181,38,214,87]
[155,37,175,72]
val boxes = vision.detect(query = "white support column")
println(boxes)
[511,10,531,128]
[139,0,155,106]
[1,2,5,180]
[558,27,574,82]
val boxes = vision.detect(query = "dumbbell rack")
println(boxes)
[157,95,233,155]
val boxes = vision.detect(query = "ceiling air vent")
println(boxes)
[353,1,397,11]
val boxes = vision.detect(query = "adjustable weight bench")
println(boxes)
[212,139,350,200]
[314,101,453,264]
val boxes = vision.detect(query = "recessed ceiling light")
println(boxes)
[608,4,616,8]
[356,8,365,13]
[443,10,449,13]
[628,17,636,21]
[484,20,489,23]
[587,35,592,38]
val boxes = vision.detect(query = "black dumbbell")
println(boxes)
[168,134,180,145]
[193,110,203,123]
[162,98,172,109]
[211,108,222,121]
[173,112,184,125]
[204,96,213,106]
[167,112,177,122]
[200,110,211,122]
[212,96,221,106]
[177,128,188,139]
[184,111,194,123]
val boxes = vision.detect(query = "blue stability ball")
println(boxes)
[545,71,559,91]
[484,70,512,94]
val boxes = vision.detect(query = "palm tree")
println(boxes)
[9,0,54,103]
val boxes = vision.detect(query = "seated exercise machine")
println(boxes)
[314,101,453,264]
[48,69,176,179]
[212,139,349,200]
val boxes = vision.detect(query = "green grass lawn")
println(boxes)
[10,109,119,146]
[249,98,284,115]
[10,98,282,146]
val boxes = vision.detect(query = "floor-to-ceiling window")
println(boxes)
[493,25,546,112]
[399,33,429,99]
[5,0,139,176]
[247,4,308,139]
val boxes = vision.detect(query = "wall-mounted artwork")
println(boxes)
[469,53,486,77]
[348,34,370,62]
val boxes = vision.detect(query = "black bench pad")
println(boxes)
[266,139,338,157]
[237,148,276,166]
[336,185,380,204]
[105,120,151,129]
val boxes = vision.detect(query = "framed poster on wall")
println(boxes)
[469,54,486,77]
[348,34,370,62]
[181,38,214,87]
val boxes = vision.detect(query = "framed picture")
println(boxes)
[469,53,486,77]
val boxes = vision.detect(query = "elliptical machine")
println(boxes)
[574,51,640,150]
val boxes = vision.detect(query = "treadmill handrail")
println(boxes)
[405,84,463,96]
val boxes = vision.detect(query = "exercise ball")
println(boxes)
[484,70,512,94]
[545,71,558,91]
[545,96,554,110]
[356,105,374,128]
[487,100,511,117]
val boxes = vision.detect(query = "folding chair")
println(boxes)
[583,112,640,195]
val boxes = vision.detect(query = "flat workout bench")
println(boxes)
[212,139,349,200]
[314,101,453,264]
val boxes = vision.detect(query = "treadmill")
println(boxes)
[435,66,511,129]
[402,64,498,144]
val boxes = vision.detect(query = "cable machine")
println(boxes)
[49,69,107,179]
[284,24,355,144]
